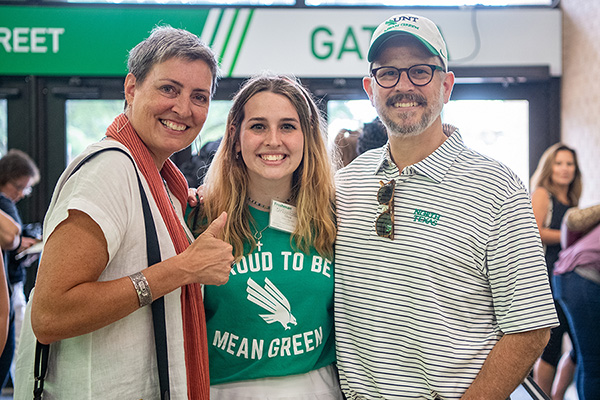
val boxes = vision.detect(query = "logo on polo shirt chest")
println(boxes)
[413,208,441,226]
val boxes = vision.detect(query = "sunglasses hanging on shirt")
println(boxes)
[375,179,395,240]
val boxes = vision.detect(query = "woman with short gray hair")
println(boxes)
[14,26,232,399]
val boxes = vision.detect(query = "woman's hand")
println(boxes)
[177,212,233,286]
[188,188,199,206]
[188,185,204,207]
[187,185,205,207]
[17,236,39,253]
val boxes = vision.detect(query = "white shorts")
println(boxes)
[210,364,344,400]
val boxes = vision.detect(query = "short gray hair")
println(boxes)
[127,25,220,96]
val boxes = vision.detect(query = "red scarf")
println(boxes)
[106,113,209,399]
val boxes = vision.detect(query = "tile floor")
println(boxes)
[0,383,580,399]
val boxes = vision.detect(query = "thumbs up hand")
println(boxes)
[181,212,233,286]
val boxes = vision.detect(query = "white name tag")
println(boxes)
[269,200,298,234]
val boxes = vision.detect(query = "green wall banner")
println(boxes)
[0,6,215,76]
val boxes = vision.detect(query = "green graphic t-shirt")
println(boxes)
[203,207,335,384]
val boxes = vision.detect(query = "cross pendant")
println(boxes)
[256,240,263,252]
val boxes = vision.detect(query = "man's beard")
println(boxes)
[376,88,444,138]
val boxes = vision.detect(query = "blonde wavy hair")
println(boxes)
[530,142,582,206]
[189,74,336,260]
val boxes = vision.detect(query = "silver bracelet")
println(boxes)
[129,271,153,307]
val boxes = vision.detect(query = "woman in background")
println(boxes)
[554,203,600,400]
[530,143,582,398]
[188,74,341,399]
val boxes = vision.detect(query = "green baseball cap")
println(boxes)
[367,14,448,72]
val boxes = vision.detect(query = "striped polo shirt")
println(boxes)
[334,125,558,400]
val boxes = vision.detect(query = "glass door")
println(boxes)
[65,99,124,164]
[443,99,529,187]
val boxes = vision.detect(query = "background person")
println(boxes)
[332,117,388,169]
[333,128,360,168]
[14,26,233,399]
[0,255,9,358]
[334,14,558,400]
[0,149,40,392]
[357,116,387,155]
[554,203,600,400]
[530,143,582,397]
[0,252,9,359]
[0,209,19,258]
[0,208,20,355]
[180,138,222,187]
[187,74,341,399]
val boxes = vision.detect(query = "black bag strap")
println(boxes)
[33,147,170,399]
[33,336,48,400]
[137,158,170,400]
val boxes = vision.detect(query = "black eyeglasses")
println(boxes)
[375,180,395,240]
[371,64,444,88]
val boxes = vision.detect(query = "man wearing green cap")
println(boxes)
[334,14,558,399]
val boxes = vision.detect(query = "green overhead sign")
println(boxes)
[0,6,562,78]
[0,6,213,76]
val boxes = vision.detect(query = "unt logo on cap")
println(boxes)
[386,15,420,32]
[390,15,419,23]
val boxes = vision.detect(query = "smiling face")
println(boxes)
[235,91,305,189]
[551,149,576,188]
[124,57,213,168]
[363,36,454,139]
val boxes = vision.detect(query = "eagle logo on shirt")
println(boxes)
[246,277,297,330]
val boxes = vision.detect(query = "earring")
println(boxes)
[235,152,240,160]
